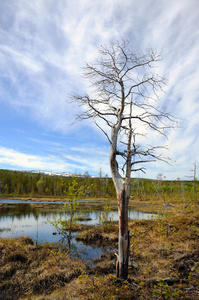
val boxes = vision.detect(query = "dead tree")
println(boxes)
[71,40,177,279]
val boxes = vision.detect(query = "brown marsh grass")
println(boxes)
[0,201,199,299]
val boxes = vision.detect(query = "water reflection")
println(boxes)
[0,202,153,227]
[0,200,154,264]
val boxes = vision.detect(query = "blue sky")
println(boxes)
[0,0,199,180]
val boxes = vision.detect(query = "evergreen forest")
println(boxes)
[0,169,198,203]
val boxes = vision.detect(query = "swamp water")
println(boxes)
[0,199,153,265]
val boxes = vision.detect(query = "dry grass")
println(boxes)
[0,236,88,299]
[76,224,118,246]
[1,203,199,299]
[128,207,199,280]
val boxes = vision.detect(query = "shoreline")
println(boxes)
[0,196,107,202]
[1,206,199,299]
[0,196,172,214]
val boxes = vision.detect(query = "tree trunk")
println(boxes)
[110,123,130,279]
[109,94,130,279]
[116,187,129,279]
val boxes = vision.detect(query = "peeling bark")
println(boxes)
[116,188,129,279]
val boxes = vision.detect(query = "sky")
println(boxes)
[0,0,199,180]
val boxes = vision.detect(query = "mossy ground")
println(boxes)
[0,200,199,299]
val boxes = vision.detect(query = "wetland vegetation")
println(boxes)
[0,170,199,299]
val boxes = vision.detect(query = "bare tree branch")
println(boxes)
[95,121,111,144]
[70,40,178,280]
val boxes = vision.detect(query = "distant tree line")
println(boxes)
[0,169,116,198]
[0,169,198,202]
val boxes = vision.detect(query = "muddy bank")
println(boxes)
[1,206,199,299]
[76,225,118,246]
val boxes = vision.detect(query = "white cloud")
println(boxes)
[0,145,110,175]
[64,145,110,174]
[0,45,43,73]
[0,146,78,172]
[0,0,199,179]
